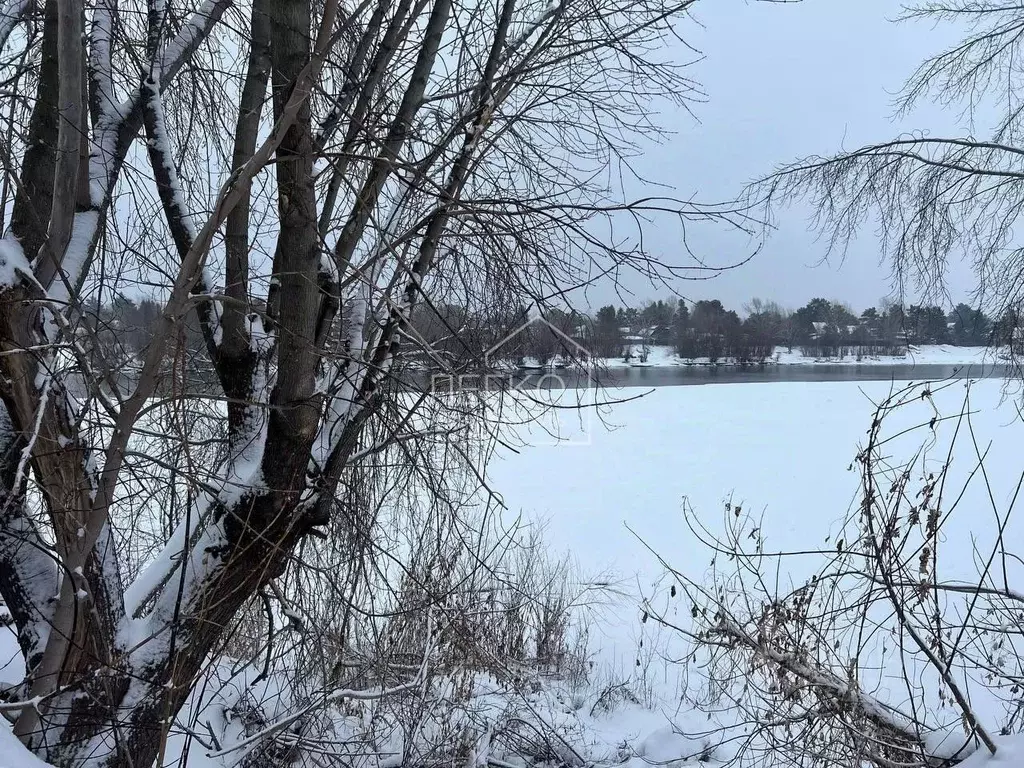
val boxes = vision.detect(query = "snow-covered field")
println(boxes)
[595,344,999,369]
[487,378,1024,714]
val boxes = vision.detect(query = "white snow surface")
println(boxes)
[597,343,999,369]
[0,727,52,768]
[956,734,1024,766]
[772,343,998,367]
[488,379,1024,661]
[486,376,1024,750]
[5,378,1024,767]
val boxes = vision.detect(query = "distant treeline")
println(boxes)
[587,297,1000,363]
[409,296,1008,366]
[82,295,1008,380]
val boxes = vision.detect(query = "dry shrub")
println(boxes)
[650,381,1022,768]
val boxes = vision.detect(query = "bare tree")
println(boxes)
[757,1,1024,333]
[0,0,749,765]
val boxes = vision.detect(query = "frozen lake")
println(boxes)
[523,361,1011,389]
[486,378,1024,681]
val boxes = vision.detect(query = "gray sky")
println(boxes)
[601,0,980,315]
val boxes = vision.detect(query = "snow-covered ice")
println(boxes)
[487,378,1024,673]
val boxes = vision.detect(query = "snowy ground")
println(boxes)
[487,377,1024,699]
[594,344,999,369]
[772,343,999,366]
[4,378,1021,767]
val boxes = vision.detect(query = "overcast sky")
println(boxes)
[595,0,982,315]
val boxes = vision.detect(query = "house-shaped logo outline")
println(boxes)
[434,309,595,445]
[484,312,592,367]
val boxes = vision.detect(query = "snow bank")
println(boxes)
[0,728,52,768]
[956,734,1024,767]
[593,344,999,369]
[773,343,998,367]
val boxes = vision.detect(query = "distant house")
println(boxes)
[640,324,673,345]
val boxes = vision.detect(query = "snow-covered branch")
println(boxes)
[89,0,115,119]
[122,493,213,618]
[311,285,369,472]
[142,73,222,346]
[0,237,30,290]
[208,622,432,760]
[32,0,86,294]
[0,408,57,672]
[207,677,427,759]
[707,615,966,763]
[502,0,561,62]
[146,0,167,58]
[44,212,99,316]
[155,0,234,83]
[219,314,273,504]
